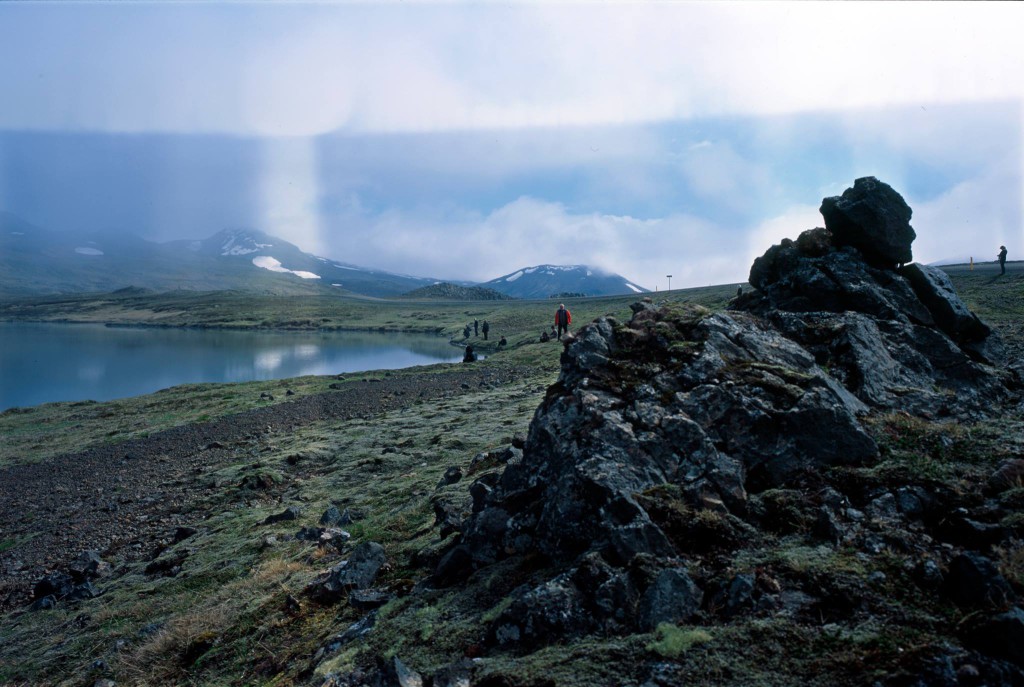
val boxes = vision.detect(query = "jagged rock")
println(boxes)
[488,572,590,650]
[68,551,109,581]
[745,265,1006,416]
[453,304,877,580]
[431,658,474,687]
[320,505,344,526]
[741,178,1007,417]
[987,459,1024,494]
[65,580,99,601]
[914,559,944,590]
[961,607,1024,665]
[432,493,470,539]
[33,572,75,601]
[436,466,463,489]
[308,541,386,602]
[315,612,377,662]
[942,552,1014,608]
[819,176,915,267]
[337,508,365,526]
[901,263,1002,363]
[263,506,301,525]
[296,526,326,542]
[29,594,57,611]
[637,568,703,629]
[425,179,1014,653]
[348,588,392,611]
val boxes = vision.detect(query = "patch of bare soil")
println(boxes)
[0,364,531,610]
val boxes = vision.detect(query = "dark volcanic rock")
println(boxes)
[742,179,1007,416]
[428,178,1015,653]
[308,541,386,603]
[961,606,1024,665]
[943,552,1015,608]
[819,176,916,267]
[263,506,301,525]
[453,304,876,579]
[637,567,703,629]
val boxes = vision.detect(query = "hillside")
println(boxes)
[0,217,436,298]
[401,282,514,301]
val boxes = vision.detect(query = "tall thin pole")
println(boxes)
[666,274,672,291]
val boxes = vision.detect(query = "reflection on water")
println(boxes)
[0,323,463,410]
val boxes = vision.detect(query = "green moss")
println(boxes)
[647,623,713,659]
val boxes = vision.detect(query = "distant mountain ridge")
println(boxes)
[482,264,649,299]
[0,212,649,299]
[0,217,435,298]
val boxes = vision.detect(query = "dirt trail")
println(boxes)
[0,364,531,610]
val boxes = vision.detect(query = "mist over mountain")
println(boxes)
[0,215,433,298]
[0,214,648,299]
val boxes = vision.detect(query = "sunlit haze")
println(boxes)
[1,2,1022,289]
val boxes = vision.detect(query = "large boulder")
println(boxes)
[819,176,915,267]
[743,179,1008,416]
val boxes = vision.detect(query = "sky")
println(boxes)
[1,2,1022,290]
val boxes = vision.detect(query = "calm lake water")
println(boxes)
[0,322,463,410]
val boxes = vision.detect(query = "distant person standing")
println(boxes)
[474,319,479,336]
[999,245,1008,275]
[554,303,572,339]
[481,321,490,340]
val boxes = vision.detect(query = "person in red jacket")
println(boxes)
[554,303,572,339]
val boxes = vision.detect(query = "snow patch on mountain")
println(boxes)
[252,256,320,279]
[221,235,272,256]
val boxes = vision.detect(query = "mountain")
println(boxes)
[481,264,649,299]
[0,215,434,298]
[168,228,436,297]
[1,213,649,300]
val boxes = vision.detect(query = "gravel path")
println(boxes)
[0,364,531,610]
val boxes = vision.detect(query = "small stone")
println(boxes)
[172,526,198,543]
[320,505,343,526]
[262,506,301,525]
[436,466,463,489]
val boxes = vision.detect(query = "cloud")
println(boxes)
[1,3,1022,136]
[317,195,769,289]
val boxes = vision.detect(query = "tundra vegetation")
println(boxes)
[1,183,1022,686]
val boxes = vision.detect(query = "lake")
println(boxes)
[0,322,463,410]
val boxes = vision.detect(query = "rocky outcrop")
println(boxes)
[435,301,882,641]
[742,177,1007,416]
[431,178,1015,656]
